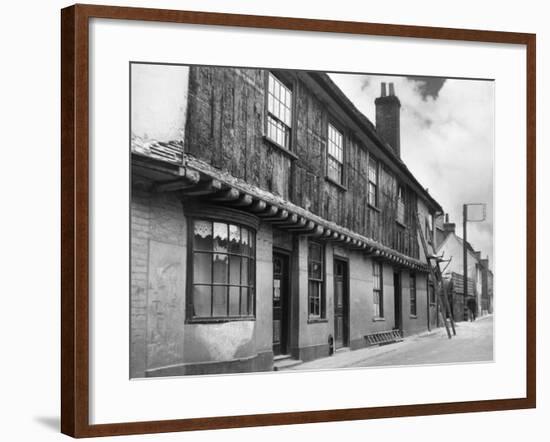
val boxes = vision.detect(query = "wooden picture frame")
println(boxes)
[61,3,536,437]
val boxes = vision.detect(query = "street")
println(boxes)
[287,315,494,371]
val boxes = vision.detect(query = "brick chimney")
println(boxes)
[375,82,401,157]
[443,222,456,234]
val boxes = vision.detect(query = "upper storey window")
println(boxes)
[327,124,344,185]
[397,185,406,225]
[368,157,379,207]
[267,73,292,149]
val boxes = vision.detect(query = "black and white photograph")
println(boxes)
[130,63,494,378]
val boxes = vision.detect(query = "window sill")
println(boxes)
[186,316,256,324]
[372,317,385,322]
[368,203,381,213]
[410,314,418,319]
[396,220,407,229]
[308,318,328,324]
[324,176,347,191]
[263,135,299,160]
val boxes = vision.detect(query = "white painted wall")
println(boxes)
[131,63,189,144]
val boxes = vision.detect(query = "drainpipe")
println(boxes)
[426,274,431,332]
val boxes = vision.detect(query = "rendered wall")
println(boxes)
[130,187,273,378]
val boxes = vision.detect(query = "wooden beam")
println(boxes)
[180,178,222,196]
[271,213,299,226]
[256,205,278,218]
[262,209,289,222]
[284,216,307,230]
[249,200,267,213]
[229,193,254,207]
[152,168,201,193]
[209,188,240,202]
[303,225,325,238]
[287,220,315,233]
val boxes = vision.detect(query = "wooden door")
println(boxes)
[393,271,402,332]
[334,259,349,349]
[273,253,289,356]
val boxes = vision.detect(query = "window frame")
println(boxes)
[265,71,294,152]
[368,155,379,208]
[396,184,406,226]
[307,240,326,320]
[185,206,259,324]
[325,121,346,188]
[372,260,384,319]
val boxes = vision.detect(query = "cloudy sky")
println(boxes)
[329,73,494,268]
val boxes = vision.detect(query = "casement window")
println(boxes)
[266,73,292,149]
[327,123,344,185]
[373,261,384,318]
[410,273,417,316]
[368,157,379,207]
[190,219,255,319]
[397,185,406,225]
[308,241,325,318]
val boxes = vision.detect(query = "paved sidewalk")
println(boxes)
[286,315,494,371]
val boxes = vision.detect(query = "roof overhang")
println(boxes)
[132,152,430,272]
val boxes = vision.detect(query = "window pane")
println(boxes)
[212,253,228,284]
[193,252,212,284]
[249,231,256,255]
[193,285,211,317]
[213,222,228,252]
[241,257,249,285]
[193,220,212,251]
[248,288,255,315]
[309,261,322,280]
[229,224,241,254]
[248,259,255,287]
[369,158,378,183]
[368,182,377,206]
[309,242,321,262]
[241,287,249,315]
[229,255,241,285]
[229,286,240,316]
[241,227,250,256]
[212,286,227,317]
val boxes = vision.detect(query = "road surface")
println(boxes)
[287,315,494,371]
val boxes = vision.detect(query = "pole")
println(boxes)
[463,204,468,320]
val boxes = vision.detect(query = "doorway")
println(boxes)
[393,271,403,333]
[273,252,290,356]
[334,258,349,349]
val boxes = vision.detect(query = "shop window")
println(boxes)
[189,219,255,319]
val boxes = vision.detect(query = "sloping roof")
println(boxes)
[309,72,443,213]
[436,230,480,261]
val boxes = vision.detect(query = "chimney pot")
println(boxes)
[381,82,387,97]
[445,213,449,223]
[443,222,456,234]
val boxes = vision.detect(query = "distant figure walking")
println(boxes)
[467,297,477,322]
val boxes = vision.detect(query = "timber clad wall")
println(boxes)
[185,66,419,259]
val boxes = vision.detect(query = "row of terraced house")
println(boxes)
[129,64,492,377]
